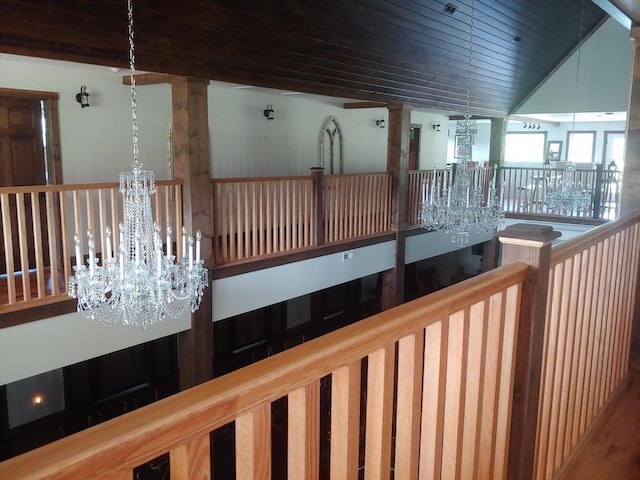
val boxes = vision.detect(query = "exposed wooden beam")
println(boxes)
[121,73,210,86]
[343,102,388,109]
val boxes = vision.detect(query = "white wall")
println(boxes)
[0,53,172,183]
[517,18,632,115]
[0,310,191,386]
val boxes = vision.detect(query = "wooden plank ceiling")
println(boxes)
[0,0,607,117]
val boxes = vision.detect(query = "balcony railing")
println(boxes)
[0,180,182,312]
[212,172,391,264]
[2,212,637,479]
[0,259,529,479]
[1,166,622,312]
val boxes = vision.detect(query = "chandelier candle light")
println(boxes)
[420,0,503,246]
[68,0,208,328]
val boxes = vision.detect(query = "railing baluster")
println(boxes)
[45,191,61,295]
[365,343,395,478]
[16,194,30,301]
[330,361,361,479]
[287,381,320,480]
[30,192,46,298]
[1,193,17,304]
[170,433,211,480]
[394,331,425,479]
[236,404,271,480]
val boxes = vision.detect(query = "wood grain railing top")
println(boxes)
[551,211,640,265]
[0,178,182,194]
[0,261,529,479]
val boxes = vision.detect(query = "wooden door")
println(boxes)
[0,96,48,274]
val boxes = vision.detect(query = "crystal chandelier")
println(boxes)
[68,0,208,328]
[545,162,591,215]
[420,0,503,247]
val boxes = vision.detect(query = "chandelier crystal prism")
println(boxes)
[68,0,208,328]
[420,0,503,247]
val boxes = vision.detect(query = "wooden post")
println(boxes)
[498,223,560,480]
[171,76,213,389]
[381,103,411,310]
[622,29,640,355]
[592,163,604,219]
[309,167,324,247]
[489,117,507,168]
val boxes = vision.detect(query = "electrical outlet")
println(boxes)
[341,251,354,261]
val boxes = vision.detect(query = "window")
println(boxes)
[505,132,547,163]
[566,131,596,163]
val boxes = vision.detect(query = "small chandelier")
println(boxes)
[420,0,503,247]
[68,0,208,328]
[545,162,591,215]
[544,2,590,217]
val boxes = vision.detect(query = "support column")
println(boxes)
[498,223,560,480]
[309,167,324,247]
[381,103,411,310]
[171,76,213,389]
[622,28,640,355]
[489,117,508,167]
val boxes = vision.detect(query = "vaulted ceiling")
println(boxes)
[0,1,624,118]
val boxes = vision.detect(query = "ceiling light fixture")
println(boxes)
[68,0,208,328]
[421,0,503,246]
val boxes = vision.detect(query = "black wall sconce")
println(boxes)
[375,116,385,128]
[432,122,441,132]
[263,104,275,120]
[75,86,90,108]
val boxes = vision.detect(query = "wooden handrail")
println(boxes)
[0,179,182,195]
[0,262,529,479]
[550,210,640,265]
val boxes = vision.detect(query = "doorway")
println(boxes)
[409,125,421,170]
[602,130,625,170]
[0,90,62,276]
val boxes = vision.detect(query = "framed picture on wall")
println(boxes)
[546,140,562,161]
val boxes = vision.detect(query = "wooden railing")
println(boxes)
[212,172,392,264]
[0,180,182,311]
[499,166,620,219]
[533,213,640,479]
[324,173,391,243]
[0,261,528,479]
[212,176,315,263]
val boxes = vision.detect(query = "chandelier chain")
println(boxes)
[128,0,139,167]
[464,0,475,119]
[419,0,504,246]
[68,0,208,328]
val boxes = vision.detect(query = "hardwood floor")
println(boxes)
[561,365,640,480]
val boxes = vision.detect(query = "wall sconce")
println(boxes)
[432,122,441,132]
[263,104,275,120]
[75,86,90,108]
[375,116,385,128]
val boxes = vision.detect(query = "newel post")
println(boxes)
[310,167,325,247]
[498,223,560,480]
